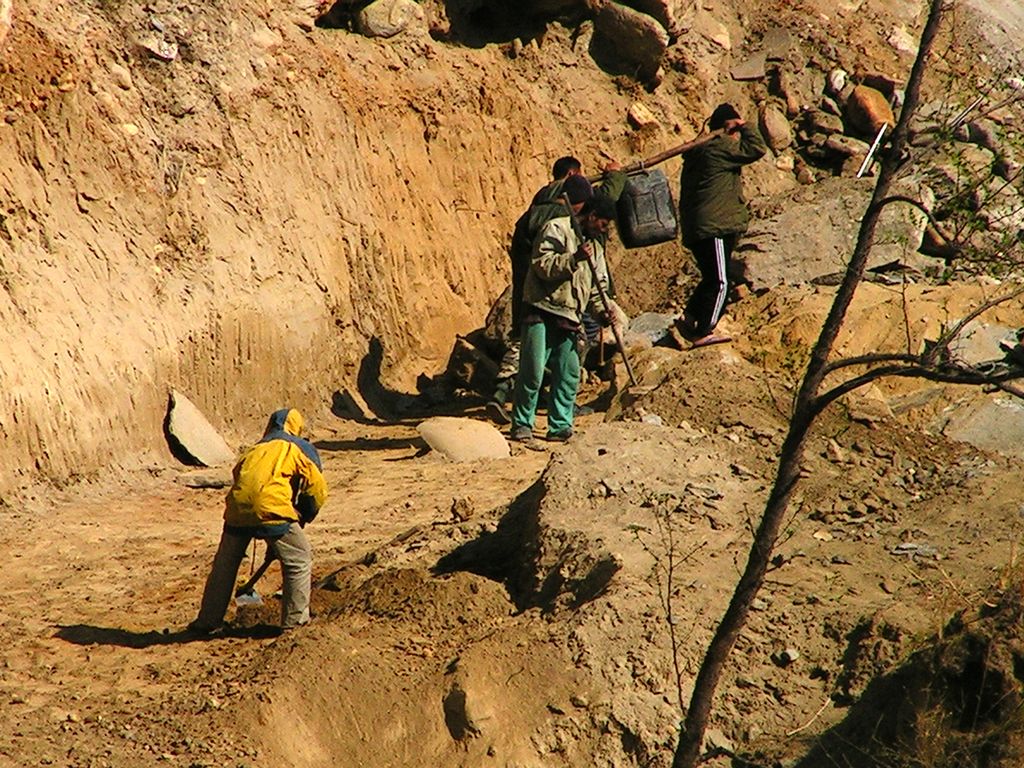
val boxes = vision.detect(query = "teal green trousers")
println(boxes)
[510,317,580,437]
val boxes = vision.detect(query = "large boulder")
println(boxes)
[357,0,425,38]
[738,177,937,290]
[417,417,510,461]
[165,390,236,467]
[591,2,669,84]
[844,85,896,138]
[947,320,1018,367]
[934,396,1024,459]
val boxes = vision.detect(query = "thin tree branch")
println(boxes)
[671,3,970,765]
[814,363,1024,416]
[923,284,1024,366]
[823,353,920,376]
[872,194,957,247]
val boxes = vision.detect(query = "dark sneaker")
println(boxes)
[674,315,699,341]
[546,430,573,442]
[486,400,511,425]
[510,425,534,442]
[185,620,226,638]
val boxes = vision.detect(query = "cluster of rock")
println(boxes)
[733,57,1024,286]
[316,0,1021,287]
[757,68,898,181]
[320,0,684,71]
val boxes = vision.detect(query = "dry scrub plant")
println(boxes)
[802,574,1024,767]
[673,2,1024,766]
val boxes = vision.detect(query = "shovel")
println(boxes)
[235,544,276,607]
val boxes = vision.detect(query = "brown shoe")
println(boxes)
[691,333,732,349]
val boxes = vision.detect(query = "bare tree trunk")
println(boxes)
[671,2,948,765]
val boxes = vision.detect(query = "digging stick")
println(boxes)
[582,249,638,386]
[235,545,275,598]
[585,129,724,183]
[561,197,639,386]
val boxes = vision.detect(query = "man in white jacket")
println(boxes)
[509,196,617,443]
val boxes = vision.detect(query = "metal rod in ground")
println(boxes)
[950,95,984,131]
[582,250,639,387]
[857,123,889,178]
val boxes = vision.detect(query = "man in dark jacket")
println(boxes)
[678,103,767,347]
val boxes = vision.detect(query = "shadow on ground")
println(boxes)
[55,623,282,647]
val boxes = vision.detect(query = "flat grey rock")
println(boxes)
[166,389,236,467]
[627,312,679,346]
[762,27,793,60]
[730,51,766,81]
[935,394,1024,458]
[948,320,1016,366]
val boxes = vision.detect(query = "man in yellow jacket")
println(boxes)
[190,408,328,635]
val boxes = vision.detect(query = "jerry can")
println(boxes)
[616,169,678,248]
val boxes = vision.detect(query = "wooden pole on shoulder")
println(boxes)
[586,129,724,182]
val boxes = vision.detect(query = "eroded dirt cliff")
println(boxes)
[0,0,962,495]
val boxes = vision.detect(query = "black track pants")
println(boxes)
[686,234,737,337]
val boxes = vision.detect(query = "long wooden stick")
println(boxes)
[561,196,639,386]
[586,129,724,182]
[583,249,639,386]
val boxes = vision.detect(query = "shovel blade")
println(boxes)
[235,589,263,607]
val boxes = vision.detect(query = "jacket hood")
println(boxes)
[259,408,322,470]
[264,408,304,438]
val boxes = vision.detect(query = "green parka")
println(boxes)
[678,125,767,246]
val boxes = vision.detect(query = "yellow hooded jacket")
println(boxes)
[224,409,328,531]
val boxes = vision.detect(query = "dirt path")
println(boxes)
[4,365,1024,767]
